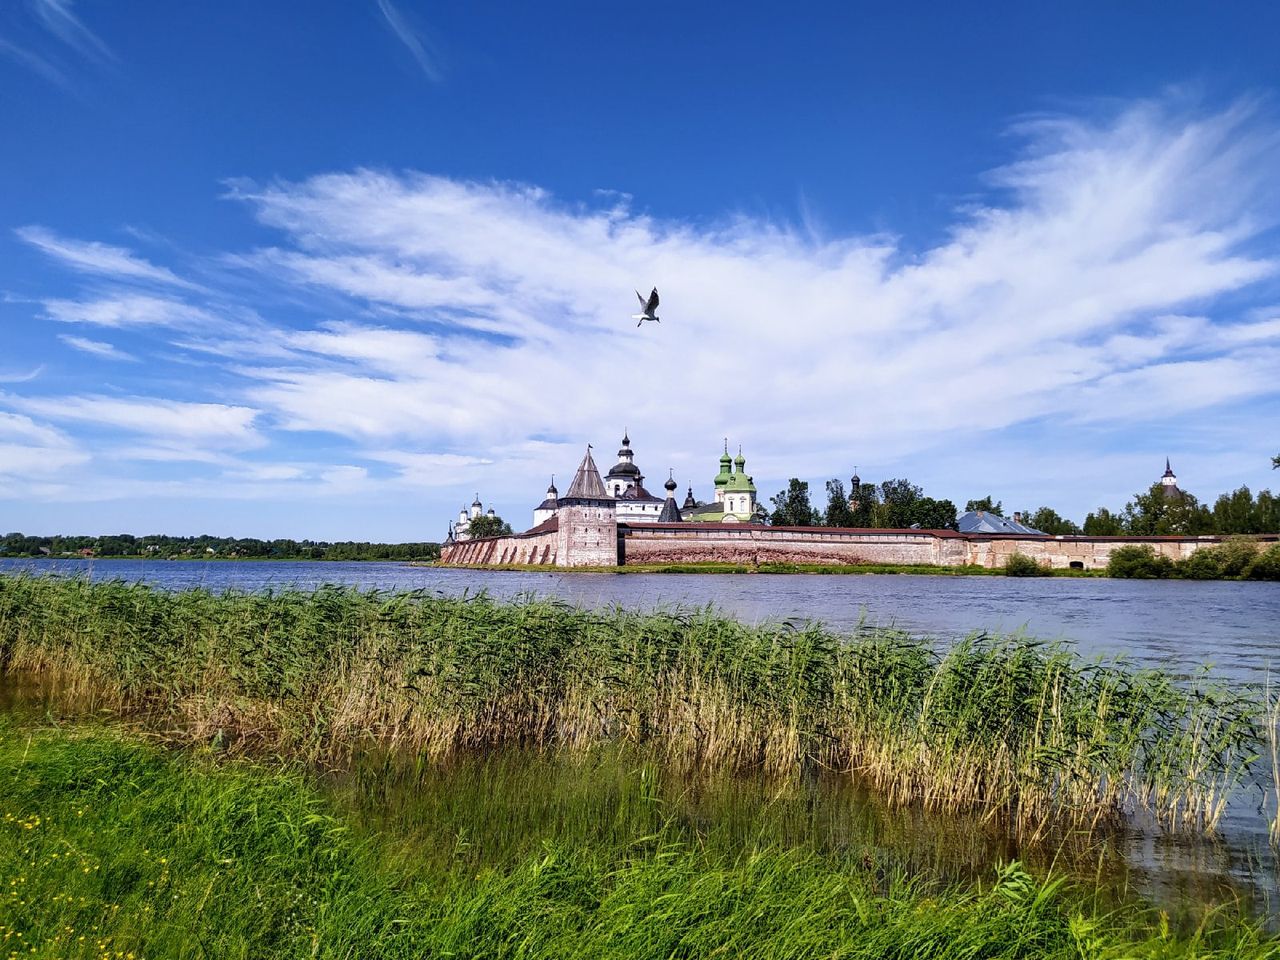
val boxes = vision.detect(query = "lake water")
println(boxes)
[3,557,1279,683]
[4,556,1280,917]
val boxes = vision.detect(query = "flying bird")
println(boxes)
[633,287,660,326]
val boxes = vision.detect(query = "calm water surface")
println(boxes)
[4,557,1280,917]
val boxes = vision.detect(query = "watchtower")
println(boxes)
[555,446,618,566]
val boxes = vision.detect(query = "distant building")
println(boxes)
[957,510,1047,535]
[658,472,683,523]
[603,433,666,523]
[532,479,559,527]
[1160,458,1183,501]
[554,446,618,567]
[682,443,766,523]
[452,494,494,541]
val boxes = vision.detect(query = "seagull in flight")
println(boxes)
[633,287,660,326]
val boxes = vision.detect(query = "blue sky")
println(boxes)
[2,1,1279,539]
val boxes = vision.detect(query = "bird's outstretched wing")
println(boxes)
[645,287,660,313]
[636,290,646,307]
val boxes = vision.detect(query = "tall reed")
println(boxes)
[0,574,1263,837]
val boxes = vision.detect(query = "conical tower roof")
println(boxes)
[564,446,610,501]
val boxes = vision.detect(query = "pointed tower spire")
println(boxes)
[563,445,610,501]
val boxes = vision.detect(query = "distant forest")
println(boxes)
[0,533,441,562]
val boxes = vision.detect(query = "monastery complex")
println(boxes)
[441,433,1267,571]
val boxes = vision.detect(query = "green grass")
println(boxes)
[0,575,1265,840]
[1,719,1276,959]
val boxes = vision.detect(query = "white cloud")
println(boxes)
[3,394,263,449]
[6,97,1280,526]
[17,226,198,289]
[0,365,45,384]
[58,334,137,361]
[220,100,1279,493]
[39,293,217,329]
[0,411,88,478]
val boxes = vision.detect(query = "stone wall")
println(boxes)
[442,516,1279,570]
[960,533,1278,570]
[620,524,957,566]
[439,521,559,567]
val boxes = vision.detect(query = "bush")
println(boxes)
[1177,539,1260,580]
[1216,537,1260,577]
[1177,548,1225,580]
[1003,553,1049,577]
[1245,543,1280,581]
[1106,545,1176,579]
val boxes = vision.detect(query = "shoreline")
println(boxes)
[418,560,1103,576]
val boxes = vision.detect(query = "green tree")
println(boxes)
[1082,507,1125,536]
[964,496,1002,516]
[874,478,923,528]
[911,497,959,530]
[769,479,821,526]
[823,478,855,527]
[1210,486,1259,535]
[1025,507,1081,536]
[847,482,880,527]
[1256,489,1279,533]
[1123,483,1211,536]
[466,515,513,539]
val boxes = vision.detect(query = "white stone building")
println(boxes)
[451,494,495,541]
[603,433,666,523]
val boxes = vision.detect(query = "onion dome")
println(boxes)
[664,470,678,493]
[714,440,733,488]
[472,493,482,508]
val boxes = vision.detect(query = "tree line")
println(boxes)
[768,456,1280,536]
[769,477,961,530]
[0,532,441,562]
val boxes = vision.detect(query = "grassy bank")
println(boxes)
[1,720,1275,959]
[0,575,1264,839]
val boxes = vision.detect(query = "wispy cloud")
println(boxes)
[4,393,264,450]
[0,33,68,87]
[376,0,443,82]
[17,226,200,289]
[57,334,138,362]
[0,411,87,478]
[225,102,1279,461]
[29,0,111,63]
[0,365,45,384]
[39,293,216,328]
[5,97,1280,522]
